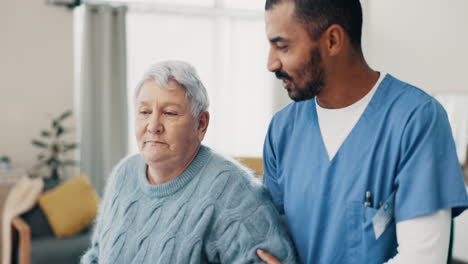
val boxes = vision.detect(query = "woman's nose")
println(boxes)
[147,113,164,134]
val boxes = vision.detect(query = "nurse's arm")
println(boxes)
[384,209,451,264]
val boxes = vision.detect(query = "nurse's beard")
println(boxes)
[291,47,326,101]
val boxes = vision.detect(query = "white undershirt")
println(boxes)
[316,72,383,161]
[384,210,451,264]
[315,73,451,263]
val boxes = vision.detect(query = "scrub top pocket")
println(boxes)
[347,200,397,263]
[363,204,397,263]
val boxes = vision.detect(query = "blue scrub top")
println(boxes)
[263,74,468,263]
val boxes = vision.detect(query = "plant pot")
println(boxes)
[0,162,10,172]
[44,169,60,191]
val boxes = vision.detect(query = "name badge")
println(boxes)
[372,191,395,239]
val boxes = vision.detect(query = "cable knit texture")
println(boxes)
[81,146,297,263]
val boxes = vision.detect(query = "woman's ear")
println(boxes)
[197,111,210,141]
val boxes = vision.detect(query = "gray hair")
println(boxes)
[134,60,210,118]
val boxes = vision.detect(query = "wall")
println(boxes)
[1,0,467,260]
[362,0,468,261]
[0,0,74,173]
[362,0,468,95]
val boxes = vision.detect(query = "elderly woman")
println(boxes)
[81,61,297,263]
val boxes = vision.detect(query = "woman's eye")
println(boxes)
[139,111,150,115]
[164,112,177,116]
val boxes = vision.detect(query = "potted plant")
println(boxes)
[31,110,78,184]
[0,155,11,172]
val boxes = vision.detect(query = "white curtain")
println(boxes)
[79,4,128,194]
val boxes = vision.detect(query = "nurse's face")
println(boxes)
[265,1,326,101]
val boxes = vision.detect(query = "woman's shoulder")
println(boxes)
[204,147,258,179]
[110,153,140,176]
[106,153,144,189]
[201,147,268,203]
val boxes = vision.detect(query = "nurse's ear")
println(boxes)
[320,24,345,57]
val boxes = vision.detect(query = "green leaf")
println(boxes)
[41,130,51,137]
[62,143,78,152]
[57,110,72,122]
[47,158,59,170]
[56,126,64,137]
[32,140,48,148]
[51,144,59,153]
[52,120,59,129]
[46,157,54,165]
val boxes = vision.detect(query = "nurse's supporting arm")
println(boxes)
[257,117,289,264]
[384,209,451,264]
[388,100,466,263]
[262,120,285,214]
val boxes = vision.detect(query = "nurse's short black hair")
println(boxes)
[265,0,363,51]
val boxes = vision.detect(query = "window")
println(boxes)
[126,2,276,157]
[223,0,264,10]
[129,0,215,7]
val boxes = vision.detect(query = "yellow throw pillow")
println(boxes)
[236,157,264,177]
[38,174,100,238]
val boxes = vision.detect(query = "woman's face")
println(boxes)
[135,79,208,168]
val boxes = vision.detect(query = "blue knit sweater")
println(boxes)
[81,146,297,263]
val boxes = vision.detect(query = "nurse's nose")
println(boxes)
[147,113,164,134]
[267,48,281,72]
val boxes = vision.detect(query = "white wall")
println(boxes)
[274,0,468,110]
[362,0,468,261]
[362,0,468,94]
[0,0,74,172]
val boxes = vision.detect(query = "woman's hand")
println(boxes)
[257,249,282,264]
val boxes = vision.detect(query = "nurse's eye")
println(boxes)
[139,110,150,115]
[276,44,288,50]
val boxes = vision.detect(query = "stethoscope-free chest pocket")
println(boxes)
[346,191,398,263]
[370,191,396,239]
[361,191,397,262]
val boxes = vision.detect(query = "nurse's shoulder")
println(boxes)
[268,98,314,137]
[385,74,440,111]
[384,74,447,124]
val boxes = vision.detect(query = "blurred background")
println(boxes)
[1,0,468,263]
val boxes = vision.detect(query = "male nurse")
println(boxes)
[256,0,468,263]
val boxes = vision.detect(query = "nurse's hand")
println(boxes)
[256,249,282,264]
